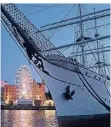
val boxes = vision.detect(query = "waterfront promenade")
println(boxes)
[1,105,55,110]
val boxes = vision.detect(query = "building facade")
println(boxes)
[44,92,54,106]
[4,85,17,104]
[1,81,9,103]
[2,80,45,105]
[32,80,45,105]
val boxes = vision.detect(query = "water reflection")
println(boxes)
[44,110,58,127]
[1,110,59,127]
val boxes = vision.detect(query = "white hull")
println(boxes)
[1,3,110,127]
[32,57,110,117]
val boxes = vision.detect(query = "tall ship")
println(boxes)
[1,3,110,127]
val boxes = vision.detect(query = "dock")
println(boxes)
[1,105,55,110]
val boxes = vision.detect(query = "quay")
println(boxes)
[1,105,55,110]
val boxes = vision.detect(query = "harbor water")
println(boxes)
[1,110,59,127]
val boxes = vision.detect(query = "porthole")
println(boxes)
[85,72,88,75]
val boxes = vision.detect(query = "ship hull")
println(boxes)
[32,56,110,126]
[58,113,110,127]
[1,3,110,127]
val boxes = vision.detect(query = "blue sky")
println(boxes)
[1,4,110,85]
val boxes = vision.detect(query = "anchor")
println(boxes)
[63,85,75,100]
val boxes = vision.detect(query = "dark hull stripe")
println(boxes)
[57,113,110,127]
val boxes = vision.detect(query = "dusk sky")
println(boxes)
[1,4,110,85]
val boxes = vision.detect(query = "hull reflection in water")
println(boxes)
[1,110,59,127]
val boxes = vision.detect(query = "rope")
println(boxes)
[2,5,110,111]
[26,4,62,17]
[76,69,109,109]
[100,69,110,96]
[73,60,110,111]
[32,63,81,87]
[2,20,81,88]
[18,4,54,8]
[46,4,75,41]
[74,45,79,59]
[86,43,98,62]
[1,20,30,63]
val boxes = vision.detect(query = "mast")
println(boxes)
[94,8,101,74]
[78,4,86,66]
[102,45,107,74]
